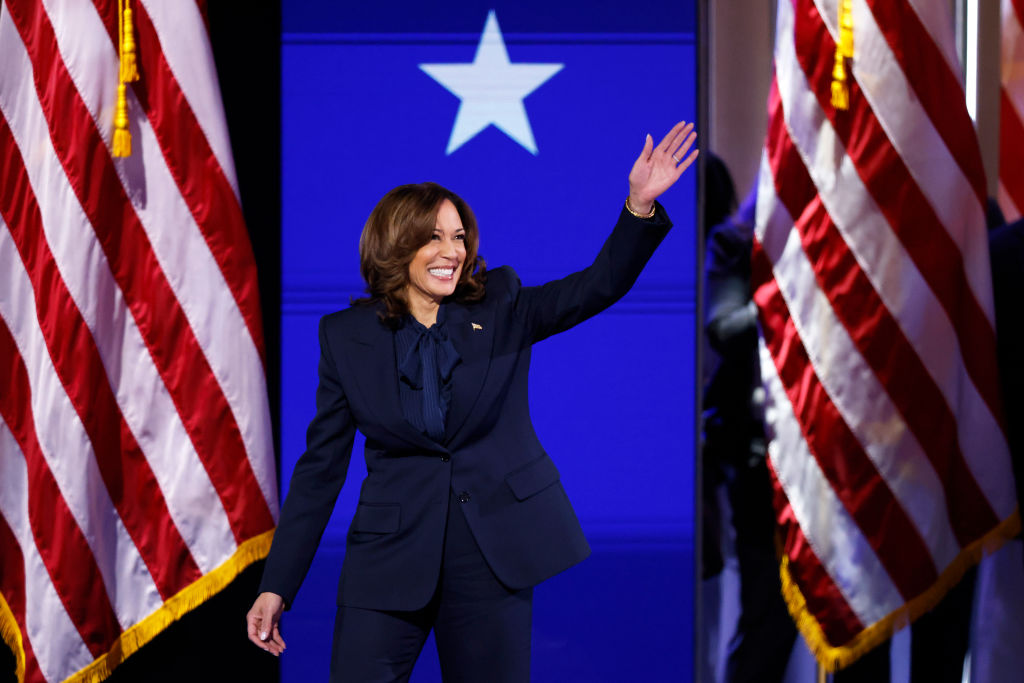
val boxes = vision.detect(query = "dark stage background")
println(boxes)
[1,2,699,681]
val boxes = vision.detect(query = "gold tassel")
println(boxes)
[838,0,854,58]
[830,45,849,110]
[112,0,138,157]
[830,0,853,110]
[113,83,132,157]
[120,4,139,83]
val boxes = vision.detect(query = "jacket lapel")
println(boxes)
[343,306,442,453]
[444,304,495,444]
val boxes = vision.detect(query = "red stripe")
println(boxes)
[865,0,988,206]
[765,458,864,649]
[0,116,201,600]
[765,82,818,212]
[0,316,120,656]
[1000,88,1024,214]
[6,0,275,544]
[194,0,211,33]
[1013,0,1024,33]
[792,0,1006,433]
[0,502,42,682]
[764,82,1000,545]
[92,0,267,366]
[751,246,938,600]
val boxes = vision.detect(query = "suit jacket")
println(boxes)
[259,203,672,611]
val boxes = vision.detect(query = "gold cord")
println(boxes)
[830,0,853,111]
[112,0,138,157]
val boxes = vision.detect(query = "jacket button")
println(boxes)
[458,491,471,503]
[440,454,450,462]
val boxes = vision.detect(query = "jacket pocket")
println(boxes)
[505,456,560,501]
[352,503,401,533]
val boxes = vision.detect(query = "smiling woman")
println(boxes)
[405,201,467,324]
[248,121,699,681]
[354,183,486,328]
[274,1,700,679]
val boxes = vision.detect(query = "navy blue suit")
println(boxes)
[258,203,672,629]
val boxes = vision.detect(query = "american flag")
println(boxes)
[753,0,1020,670]
[1001,0,1024,221]
[0,1,278,681]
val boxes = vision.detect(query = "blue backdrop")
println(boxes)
[280,2,698,679]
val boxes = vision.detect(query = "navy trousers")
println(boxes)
[330,490,533,682]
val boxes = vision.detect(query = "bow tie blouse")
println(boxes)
[395,306,461,442]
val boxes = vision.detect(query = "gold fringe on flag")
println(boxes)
[65,529,275,683]
[1,530,274,683]
[831,0,854,110]
[0,592,26,683]
[112,0,139,157]
[779,507,1021,672]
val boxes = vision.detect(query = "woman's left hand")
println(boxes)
[627,120,699,215]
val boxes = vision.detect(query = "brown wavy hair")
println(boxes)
[354,182,486,323]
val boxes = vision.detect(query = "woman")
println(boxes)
[247,121,699,681]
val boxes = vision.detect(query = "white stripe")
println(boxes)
[0,213,160,629]
[0,418,96,683]
[759,337,903,626]
[138,0,240,198]
[851,0,991,310]
[816,0,994,324]
[774,0,1016,518]
[755,147,784,248]
[45,0,278,517]
[0,7,238,575]
[758,162,960,570]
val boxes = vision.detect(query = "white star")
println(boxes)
[420,11,564,155]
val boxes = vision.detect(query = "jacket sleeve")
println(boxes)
[509,202,672,344]
[257,314,356,608]
[704,219,758,362]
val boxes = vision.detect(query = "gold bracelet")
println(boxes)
[625,198,656,219]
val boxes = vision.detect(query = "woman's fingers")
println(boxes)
[636,133,654,162]
[675,147,700,175]
[670,129,697,158]
[628,120,699,204]
[246,593,286,656]
[656,120,691,154]
[270,624,287,650]
[670,131,698,167]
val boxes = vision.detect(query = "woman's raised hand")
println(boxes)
[627,121,699,215]
[246,591,286,656]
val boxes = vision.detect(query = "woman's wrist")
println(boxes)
[625,195,655,218]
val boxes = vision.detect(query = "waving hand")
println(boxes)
[627,121,699,215]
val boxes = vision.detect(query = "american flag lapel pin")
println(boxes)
[471,322,482,331]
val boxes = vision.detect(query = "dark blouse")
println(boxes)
[394,305,461,441]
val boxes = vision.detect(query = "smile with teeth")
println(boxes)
[428,266,456,279]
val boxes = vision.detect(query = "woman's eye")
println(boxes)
[430,234,441,240]
[455,233,466,240]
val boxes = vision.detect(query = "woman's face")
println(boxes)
[405,199,466,307]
